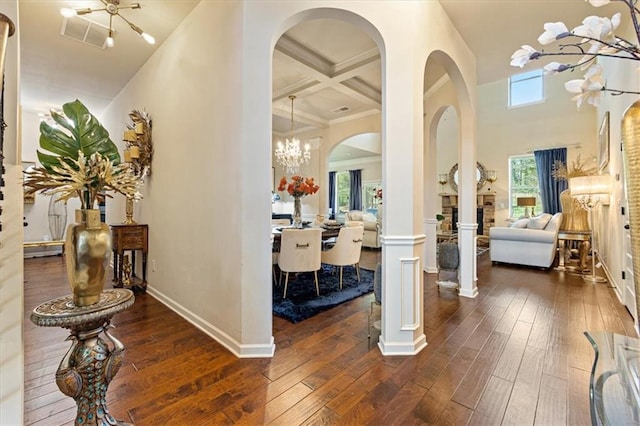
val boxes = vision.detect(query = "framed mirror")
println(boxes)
[448,162,487,192]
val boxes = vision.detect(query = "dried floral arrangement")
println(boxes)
[552,154,598,181]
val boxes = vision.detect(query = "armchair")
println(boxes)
[345,210,381,249]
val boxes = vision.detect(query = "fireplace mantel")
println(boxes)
[440,192,496,236]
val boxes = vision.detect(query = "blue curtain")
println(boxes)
[534,148,567,214]
[328,171,336,219]
[349,169,362,211]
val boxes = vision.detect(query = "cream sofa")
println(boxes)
[489,212,563,268]
[345,210,381,249]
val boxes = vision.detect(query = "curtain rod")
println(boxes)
[526,142,582,154]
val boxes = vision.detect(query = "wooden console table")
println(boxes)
[110,223,148,292]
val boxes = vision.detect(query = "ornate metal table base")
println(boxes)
[31,289,135,426]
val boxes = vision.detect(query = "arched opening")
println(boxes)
[423,49,478,298]
[270,14,383,340]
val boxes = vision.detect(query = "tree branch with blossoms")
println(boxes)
[511,0,640,108]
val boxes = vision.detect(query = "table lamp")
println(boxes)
[569,174,613,283]
[517,197,536,218]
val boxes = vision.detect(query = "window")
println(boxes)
[362,181,382,212]
[336,171,350,213]
[509,155,541,217]
[509,69,544,107]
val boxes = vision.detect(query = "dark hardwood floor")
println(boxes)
[23,249,636,425]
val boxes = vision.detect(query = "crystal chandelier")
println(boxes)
[275,95,310,174]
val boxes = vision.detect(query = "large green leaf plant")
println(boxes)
[24,99,141,210]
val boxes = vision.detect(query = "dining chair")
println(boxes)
[278,228,322,298]
[321,225,364,290]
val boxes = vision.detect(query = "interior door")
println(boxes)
[622,199,637,322]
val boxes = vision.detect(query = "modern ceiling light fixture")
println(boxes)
[275,95,311,174]
[60,0,155,48]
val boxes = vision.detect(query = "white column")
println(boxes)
[456,112,479,298]
[378,43,427,356]
[423,218,438,273]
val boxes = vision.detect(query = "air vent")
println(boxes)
[60,16,111,49]
[331,106,351,114]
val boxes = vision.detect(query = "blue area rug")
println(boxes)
[273,264,374,323]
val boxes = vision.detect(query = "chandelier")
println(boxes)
[60,0,155,48]
[275,95,311,174]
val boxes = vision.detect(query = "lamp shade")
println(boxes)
[517,197,536,207]
[569,175,613,196]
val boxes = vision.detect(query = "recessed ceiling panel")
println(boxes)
[357,64,381,92]
[285,19,377,64]
[273,50,319,93]
[300,87,374,121]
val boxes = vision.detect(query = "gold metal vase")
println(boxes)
[65,209,112,306]
[622,100,640,325]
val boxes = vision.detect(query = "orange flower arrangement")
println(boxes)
[277,175,319,198]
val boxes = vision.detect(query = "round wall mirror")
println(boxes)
[448,162,487,192]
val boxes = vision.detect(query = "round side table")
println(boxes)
[31,289,135,426]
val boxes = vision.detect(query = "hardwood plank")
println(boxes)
[493,332,528,382]
[451,332,508,409]
[567,366,592,426]
[534,374,567,425]
[502,346,545,425]
[467,375,513,425]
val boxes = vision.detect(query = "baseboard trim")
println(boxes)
[146,287,275,358]
[377,334,427,356]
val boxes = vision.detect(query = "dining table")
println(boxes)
[271,225,342,242]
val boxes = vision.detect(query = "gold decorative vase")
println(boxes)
[622,100,640,324]
[65,209,112,306]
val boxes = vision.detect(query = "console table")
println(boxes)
[584,331,640,425]
[110,223,148,293]
[31,289,135,426]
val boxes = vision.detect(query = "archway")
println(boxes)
[423,49,478,298]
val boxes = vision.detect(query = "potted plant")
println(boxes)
[24,99,140,306]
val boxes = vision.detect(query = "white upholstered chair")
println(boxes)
[278,228,322,298]
[321,225,364,289]
[272,218,291,226]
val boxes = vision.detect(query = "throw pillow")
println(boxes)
[511,218,529,228]
[528,213,552,230]
[363,212,377,222]
[349,212,363,221]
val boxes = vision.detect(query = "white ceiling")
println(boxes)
[17,0,627,160]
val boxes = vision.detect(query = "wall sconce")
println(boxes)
[438,173,448,193]
[486,170,497,191]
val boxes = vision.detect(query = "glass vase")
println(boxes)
[293,196,302,228]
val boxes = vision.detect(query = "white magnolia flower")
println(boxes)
[573,14,621,44]
[588,0,610,6]
[564,64,605,108]
[510,45,537,67]
[538,22,569,45]
[543,62,567,74]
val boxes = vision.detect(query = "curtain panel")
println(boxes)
[349,169,362,211]
[534,147,567,214]
[328,171,336,219]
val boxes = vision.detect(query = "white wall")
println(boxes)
[0,1,23,424]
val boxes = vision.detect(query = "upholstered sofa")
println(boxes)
[489,212,563,268]
[345,210,381,249]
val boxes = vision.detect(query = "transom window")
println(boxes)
[509,69,544,107]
